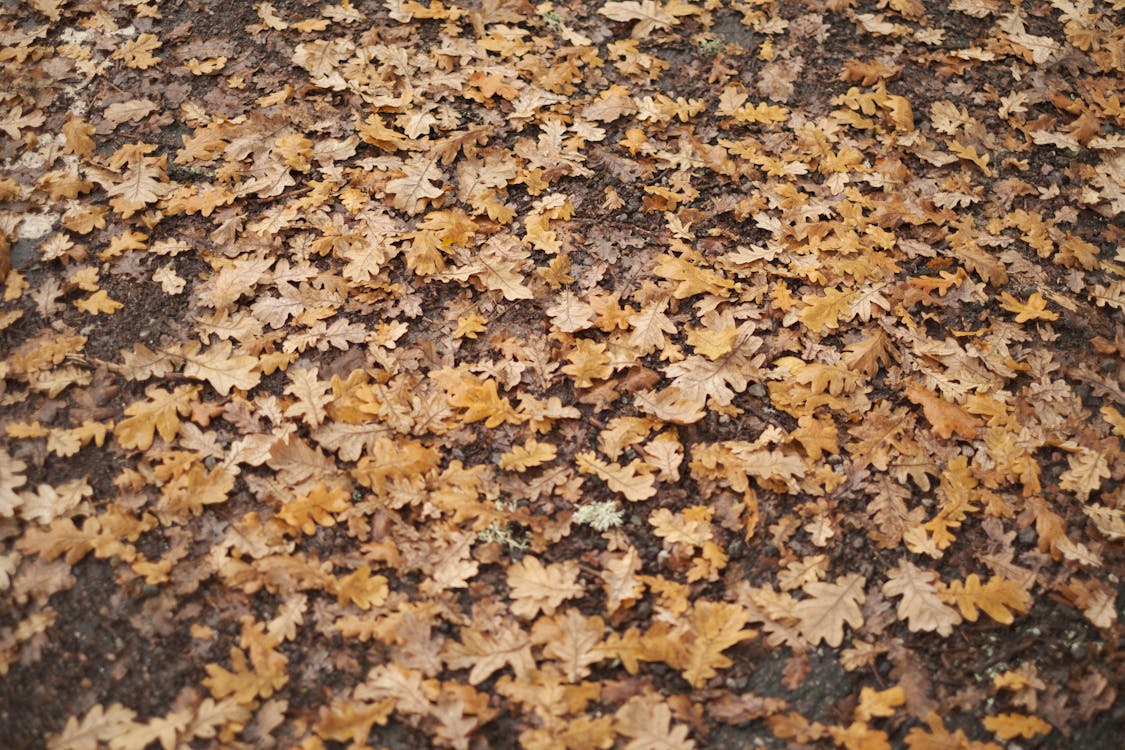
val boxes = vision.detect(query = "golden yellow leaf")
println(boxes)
[498,439,557,471]
[998,291,1059,323]
[74,290,123,315]
[563,339,614,387]
[939,574,1031,624]
[855,685,905,722]
[982,712,1052,741]
[905,384,981,440]
[333,567,389,610]
[114,385,200,451]
[62,115,95,158]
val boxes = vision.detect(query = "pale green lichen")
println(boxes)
[477,521,527,550]
[573,500,624,532]
[697,37,724,57]
[539,10,565,30]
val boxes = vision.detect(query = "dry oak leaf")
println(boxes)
[532,609,607,682]
[563,339,615,387]
[103,99,159,127]
[670,600,756,688]
[386,154,446,215]
[793,573,866,647]
[599,0,694,40]
[111,32,162,69]
[47,703,138,750]
[828,722,891,750]
[105,706,194,750]
[203,646,287,705]
[506,555,584,619]
[355,664,439,717]
[445,372,522,427]
[105,156,171,217]
[283,366,332,427]
[156,460,234,520]
[291,38,353,90]
[314,699,395,746]
[650,507,711,548]
[179,340,261,396]
[603,546,645,614]
[905,712,1001,750]
[664,333,763,407]
[905,384,980,440]
[277,483,350,535]
[634,386,707,425]
[575,451,657,501]
[797,287,859,332]
[882,560,962,636]
[998,291,1058,323]
[0,448,28,517]
[0,105,45,140]
[333,566,390,610]
[855,685,905,722]
[939,574,1032,625]
[75,290,123,315]
[353,437,440,492]
[62,115,96,157]
[444,620,535,685]
[461,234,534,301]
[653,250,734,299]
[982,712,1052,741]
[114,384,201,451]
[627,299,677,355]
[499,439,557,471]
[615,694,695,750]
[1059,447,1110,501]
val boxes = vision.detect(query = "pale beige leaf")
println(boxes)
[882,560,962,636]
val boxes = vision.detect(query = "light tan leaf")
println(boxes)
[180,340,261,396]
[882,560,962,636]
[531,609,606,682]
[1059,447,1110,501]
[603,547,645,614]
[0,448,28,517]
[103,99,159,126]
[499,439,557,471]
[283,366,332,427]
[47,704,138,750]
[386,155,445,215]
[506,555,584,619]
[615,695,695,750]
[794,574,866,647]
[599,1,679,39]
[672,600,755,689]
[444,620,534,685]
[576,451,657,501]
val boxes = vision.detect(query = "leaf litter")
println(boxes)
[0,0,1123,748]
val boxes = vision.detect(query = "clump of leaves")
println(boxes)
[1,0,1122,748]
